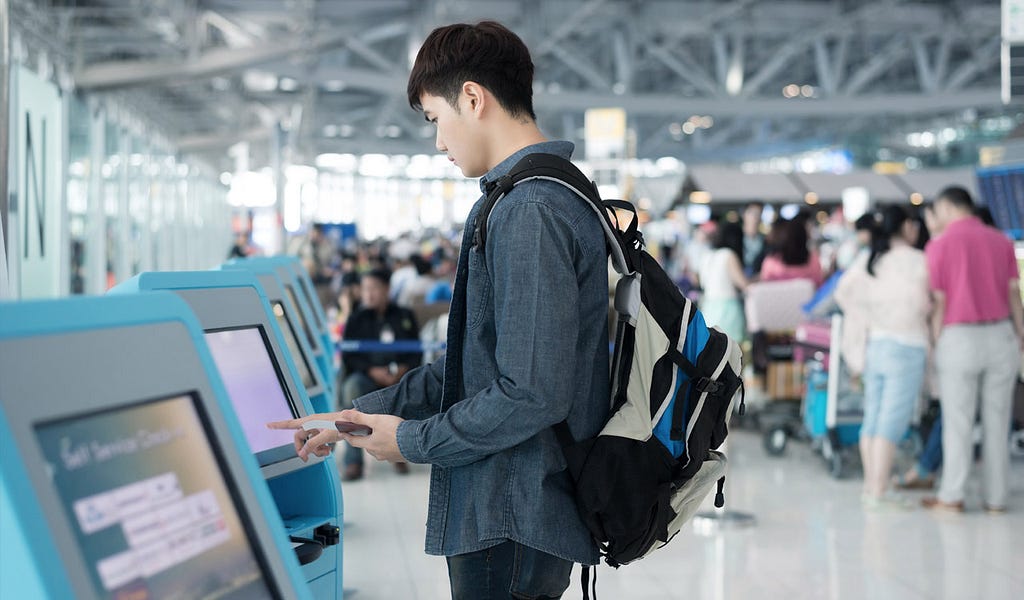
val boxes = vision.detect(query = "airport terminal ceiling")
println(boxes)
[7,0,1009,169]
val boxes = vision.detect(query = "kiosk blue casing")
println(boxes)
[218,261,335,413]
[223,258,336,390]
[0,293,312,600]
[111,271,345,598]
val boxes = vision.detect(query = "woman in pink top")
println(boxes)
[759,218,824,287]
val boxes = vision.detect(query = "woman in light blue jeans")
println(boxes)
[862,339,926,462]
[836,206,930,508]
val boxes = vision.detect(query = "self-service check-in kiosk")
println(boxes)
[284,258,334,348]
[0,293,311,600]
[239,256,334,361]
[224,258,336,401]
[111,270,345,599]
[219,262,335,414]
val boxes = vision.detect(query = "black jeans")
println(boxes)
[446,541,573,600]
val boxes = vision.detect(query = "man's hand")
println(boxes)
[336,409,406,463]
[367,366,398,387]
[367,365,410,387]
[267,412,345,462]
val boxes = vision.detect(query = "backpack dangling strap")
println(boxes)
[715,476,726,508]
[581,565,598,600]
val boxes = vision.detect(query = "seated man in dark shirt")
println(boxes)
[340,268,421,480]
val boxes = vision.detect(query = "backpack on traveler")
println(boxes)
[476,153,746,596]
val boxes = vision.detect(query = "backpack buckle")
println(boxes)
[486,173,514,197]
[694,377,722,396]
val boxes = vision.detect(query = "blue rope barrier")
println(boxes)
[337,340,615,354]
[337,340,447,353]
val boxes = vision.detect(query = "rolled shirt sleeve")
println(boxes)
[396,201,582,467]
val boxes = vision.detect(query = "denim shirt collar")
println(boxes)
[478,140,575,193]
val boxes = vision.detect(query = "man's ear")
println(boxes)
[461,81,486,117]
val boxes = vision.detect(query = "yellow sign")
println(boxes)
[584,108,627,159]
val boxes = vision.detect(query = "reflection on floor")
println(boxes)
[338,429,1024,600]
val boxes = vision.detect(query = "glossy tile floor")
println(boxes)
[337,428,1024,600]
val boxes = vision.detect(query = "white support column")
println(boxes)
[58,85,70,296]
[0,0,9,299]
[5,50,17,298]
[137,149,153,272]
[86,103,105,295]
[171,168,183,270]
[115,126,130,283]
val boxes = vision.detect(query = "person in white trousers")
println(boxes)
[923,186,1024,513]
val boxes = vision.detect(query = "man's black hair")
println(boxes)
[937,186,975,211]
[363,268,392,287]
[411,254,432,276]
[975,206,996,227]
[407,21,536,121]
[854,213,876,232]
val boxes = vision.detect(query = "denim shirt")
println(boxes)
[354,141,610,564]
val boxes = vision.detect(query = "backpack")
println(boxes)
[478,154,746,587]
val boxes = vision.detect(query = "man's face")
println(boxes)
[924,205,944,237]
[361,277,389,311]
[902,219,921,247]
[933,199,956,230]
[421,92,489,178]
[743,206,762,232]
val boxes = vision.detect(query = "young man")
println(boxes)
[270,21,610,598]
[922,186,1024,514]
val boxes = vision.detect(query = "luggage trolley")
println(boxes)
[764,314,863,478]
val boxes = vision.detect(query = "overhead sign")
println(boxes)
[1004,0,1024,103]
[1005,0,1024,41]
[12,66,64,298]
[584,108,627,160]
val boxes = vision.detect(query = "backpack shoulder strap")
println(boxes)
[477,153,636,275]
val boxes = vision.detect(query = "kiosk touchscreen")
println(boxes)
[285,259,332,341]
[221,263,334,413]
[0,293,310,600]
[111,271,346,598]
[224,257,336,390]
[266,256,335,357]
[205,327,300,467]
[230,256,332,349]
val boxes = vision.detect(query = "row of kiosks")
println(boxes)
[0,257,344,599]
[223,257,337,412]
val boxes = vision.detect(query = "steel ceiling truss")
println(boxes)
[9,0,1005,164]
